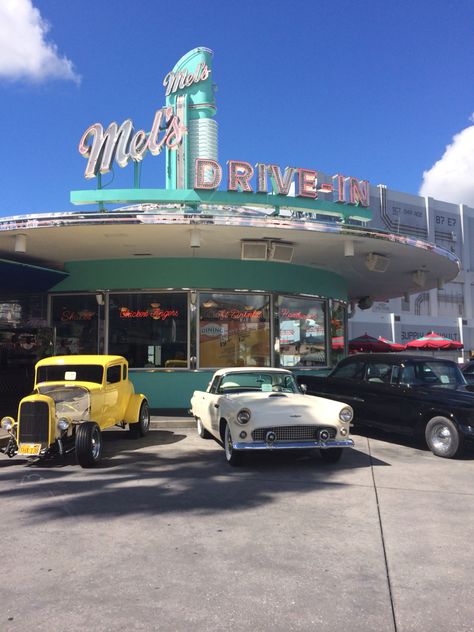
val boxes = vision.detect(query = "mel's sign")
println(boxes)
[78,106,186,180]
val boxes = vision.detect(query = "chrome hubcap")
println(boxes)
[91,427,101,459]
[225,426,233,459]
[431,423,452,454]
[141,406,150,430]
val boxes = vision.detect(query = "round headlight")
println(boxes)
[339,407,353,423]
[57,418,70,431]
[1,416,14,431]
[236,408,251,424]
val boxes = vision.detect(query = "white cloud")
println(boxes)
[0,0,80,83]
[419,120,474,207]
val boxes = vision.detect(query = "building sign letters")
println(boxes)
[79,107,186,179]
[194,158,369,206]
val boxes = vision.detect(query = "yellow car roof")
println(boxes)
[35,355,127,368]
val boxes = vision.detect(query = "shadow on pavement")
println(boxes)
[0,429,391,523]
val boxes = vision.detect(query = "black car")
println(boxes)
[461,361,474,385]
[297,354,474,459]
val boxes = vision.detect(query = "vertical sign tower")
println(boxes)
[164,47,217,190]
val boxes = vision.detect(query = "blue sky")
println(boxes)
[0,0,473,216]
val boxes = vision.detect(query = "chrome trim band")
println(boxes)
[233,439,354,450]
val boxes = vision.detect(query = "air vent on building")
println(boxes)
[270,243,294,263]
[241,241,268,261]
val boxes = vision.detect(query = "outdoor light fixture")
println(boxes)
[95,293,104,306]
[14,234,27,253]
[190,229,201,248]
[365,252,390,273]
[358,296,374,310]
[412,269,426,288]
[344,240,354,257]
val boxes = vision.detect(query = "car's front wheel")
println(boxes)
[224,423,243,466]
[425,416,463,458]
[129,401,150,438]
[319,448,343,463]
[196,417,211,439]
[75,422,102,468]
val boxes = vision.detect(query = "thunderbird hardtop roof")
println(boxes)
[35,355,127,368]
[213,367,292,377]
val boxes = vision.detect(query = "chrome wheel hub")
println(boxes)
[431,423,452,454]
[91,427,101,459]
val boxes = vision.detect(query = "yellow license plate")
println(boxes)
[18,443,42,456]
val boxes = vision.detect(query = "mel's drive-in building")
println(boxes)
[0,48,471,411]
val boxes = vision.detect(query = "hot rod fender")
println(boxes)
[124,393,148,423]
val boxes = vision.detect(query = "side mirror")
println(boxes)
[300,384,307,394]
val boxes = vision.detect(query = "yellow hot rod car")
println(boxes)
[0,355,149,467]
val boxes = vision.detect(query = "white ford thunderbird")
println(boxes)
[190,367,354,466]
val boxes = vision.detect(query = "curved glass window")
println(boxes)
[330,300,347,365]
[277,296,326,367]
[108,293,188,368]
[199,293,270,368]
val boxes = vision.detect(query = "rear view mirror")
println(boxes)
[300,383,307,394]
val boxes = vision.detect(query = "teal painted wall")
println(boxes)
[129,370,213,410]
[52,257,348,300]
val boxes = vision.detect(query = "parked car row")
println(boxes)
[2,353,474,468]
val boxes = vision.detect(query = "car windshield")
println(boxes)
[37,364,104,385]
[218,372,298,394]
[400,361,466,389]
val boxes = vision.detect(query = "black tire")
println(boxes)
[319,448,343,463]
[425,416,463,458]
[224,422,243,466]
[75,422,102,468]
[129,401,150,438]
[196,417,211,439]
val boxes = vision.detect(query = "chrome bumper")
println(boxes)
[233,439,354,451]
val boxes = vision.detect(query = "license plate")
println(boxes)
[18,443,42,456]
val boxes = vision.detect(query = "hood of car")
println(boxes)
[419,384,474,405]
[226,391,349,421]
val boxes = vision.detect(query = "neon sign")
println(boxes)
[79,107,186,179]
[163,62,211,97]
[119,306,179,320]
[194,159,369,206]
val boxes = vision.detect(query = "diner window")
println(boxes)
[278,296,327,367]
[199,293,270,368]
[51,294,103,355]
[108,293,187,368]
[329,300,347,366]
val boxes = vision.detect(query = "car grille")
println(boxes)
[18,401,50,444]
[252,425,336,441]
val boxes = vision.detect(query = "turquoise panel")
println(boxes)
[51,258,347,300]
[70,188,372,222]
[129,370,213,410]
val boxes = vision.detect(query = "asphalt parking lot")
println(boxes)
[1,423,474,632]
